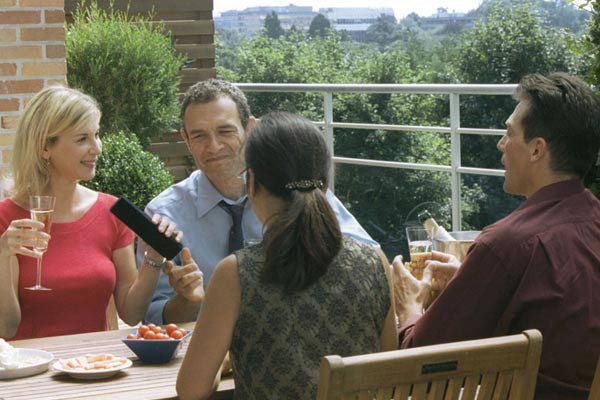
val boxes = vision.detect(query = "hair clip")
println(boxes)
[284,179,324,191]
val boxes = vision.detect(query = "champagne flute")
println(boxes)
[405,226,433,280]
[26,195,56,291]
[405,226,440,309]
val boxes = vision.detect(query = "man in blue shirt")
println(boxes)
[138,79,377,324]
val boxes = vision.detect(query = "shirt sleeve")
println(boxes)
[325,190,379,247]
[399,241,516,348]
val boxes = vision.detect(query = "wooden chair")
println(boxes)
[316,329,542,400]
[589,356,600,400]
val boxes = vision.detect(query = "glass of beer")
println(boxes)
[26,195,56,291]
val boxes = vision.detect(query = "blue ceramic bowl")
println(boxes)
[122,330,191,364]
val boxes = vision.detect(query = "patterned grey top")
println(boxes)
[230,236,390,399]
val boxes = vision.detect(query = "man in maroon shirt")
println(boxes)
[393,72,600,399]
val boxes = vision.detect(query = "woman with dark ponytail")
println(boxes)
[178,112,397,400]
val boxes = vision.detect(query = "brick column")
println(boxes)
[0,0,66,198]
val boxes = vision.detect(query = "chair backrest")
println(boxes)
[589,356,600,400]
[316,329,542,400]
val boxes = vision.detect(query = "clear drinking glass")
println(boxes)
[406,226,442,309]
[26,195,56,291]
[405,226,433,280]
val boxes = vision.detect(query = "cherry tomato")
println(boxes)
[169,329,184,339]
[127,333,138,339]
[144,330,158,340]
[138,324,149,337]
[156,332,170,340]
[151,325,163,334]
[166,323,179,335]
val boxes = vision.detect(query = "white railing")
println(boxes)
[236,83,517,231]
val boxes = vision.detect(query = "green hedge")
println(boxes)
[83,132,173,209]
[66,1,185,147]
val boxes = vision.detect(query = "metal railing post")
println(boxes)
[323,91,335,191]
[450,93,462,231]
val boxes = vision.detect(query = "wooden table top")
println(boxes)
[1,323,234,400]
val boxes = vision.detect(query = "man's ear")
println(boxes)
[180,128,192,152]
[244,116,257,135]
[179,127,188,142]
[529,137,547,162]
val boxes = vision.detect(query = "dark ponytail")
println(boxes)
[244,112,342,292]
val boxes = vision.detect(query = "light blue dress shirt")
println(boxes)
[138,170,378,324]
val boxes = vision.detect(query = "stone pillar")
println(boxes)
[0,0,67,197]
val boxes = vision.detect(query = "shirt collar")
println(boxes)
[195,171,247,218]
[520,179,584,209]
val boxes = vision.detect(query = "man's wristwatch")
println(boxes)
[144,250,166,269]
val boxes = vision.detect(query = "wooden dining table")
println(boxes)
[1,322,234,400]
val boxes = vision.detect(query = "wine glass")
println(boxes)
[26,195,56,291]
[405,226,433,280]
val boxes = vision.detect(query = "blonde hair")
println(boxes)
[9,86,100,203]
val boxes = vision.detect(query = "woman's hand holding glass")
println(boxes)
[0,219,50,259]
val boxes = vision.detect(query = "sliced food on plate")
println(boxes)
[53,353,132,379]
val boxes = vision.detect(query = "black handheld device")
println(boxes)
[110,196,182,260]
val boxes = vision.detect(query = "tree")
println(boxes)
[364,14,400,49]
[264,11,284,39]
[455,0,584,226]
[215,27,244,72]
[583,0,600,196]
[215,0,591,255]
[229,31,482,258]
[308,14,330,38]
[66,2,184,147]
[539,0,591,33]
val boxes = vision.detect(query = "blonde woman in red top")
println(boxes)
[0,86,181,339]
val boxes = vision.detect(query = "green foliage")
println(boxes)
[264,11,284,39]
[364,15,400,49]
[222,29,482,257]
[584,0,600,197]
[82,133,173,209]
[66,1,185,147]
[455,0,587,225]
[308,14,330,38]
[214,0,593,254]
[215,27,245,72]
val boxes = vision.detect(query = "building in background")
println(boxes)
[318,7,394,41]
[418,7,475,32]
[217,5,316,36]
[216,5,395,40]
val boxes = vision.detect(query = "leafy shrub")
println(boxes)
[83,132,173,209]
[66,1,185,147]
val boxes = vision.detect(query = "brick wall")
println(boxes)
[0,0,67,197]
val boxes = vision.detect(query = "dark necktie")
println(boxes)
[219,200,245,254]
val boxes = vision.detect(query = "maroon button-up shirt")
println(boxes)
[399,180,600,399]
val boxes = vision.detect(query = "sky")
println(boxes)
[213,0,485,19]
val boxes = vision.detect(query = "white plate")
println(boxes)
[52,357,132,380]
[0,348,54,380]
